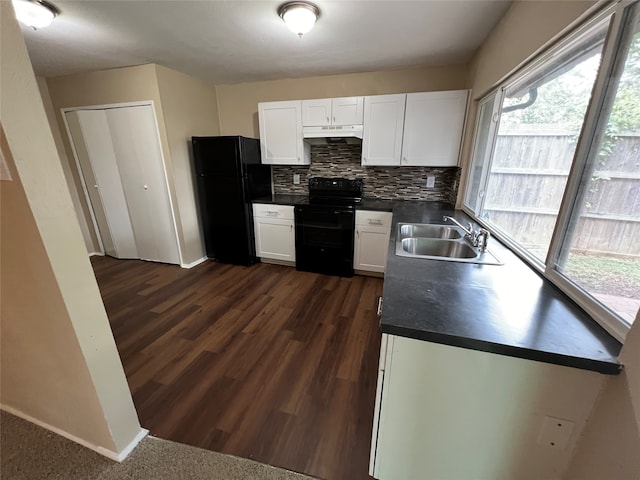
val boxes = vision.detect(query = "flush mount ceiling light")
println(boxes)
[12,0,59,29]
[278,1,320,37]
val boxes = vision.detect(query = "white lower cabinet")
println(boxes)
[369,335,604,480]
[354,210,392,274]
[253,204,295,264]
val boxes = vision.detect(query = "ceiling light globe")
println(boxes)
[12,0,58,29]
[278,2,319,37]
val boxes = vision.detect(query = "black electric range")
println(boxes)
[294,178,363,277]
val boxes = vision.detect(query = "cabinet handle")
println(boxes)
[94,184,98,188]
[377,297,383,316]
[326,116,330,123]
[333,116,336,123]
[143,185,149,190]
[368,219,383,225]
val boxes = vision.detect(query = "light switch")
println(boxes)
[293,174,301,185]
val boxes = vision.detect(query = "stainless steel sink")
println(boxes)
[395,223,503,265]
[398,223,463,240]
[400,238,477,258]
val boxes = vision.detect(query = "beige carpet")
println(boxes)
[1,411,316,480]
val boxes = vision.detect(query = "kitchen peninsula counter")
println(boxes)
[381,201,622,375]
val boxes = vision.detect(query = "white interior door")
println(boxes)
[66,110,138,259]
[106,105,180,264]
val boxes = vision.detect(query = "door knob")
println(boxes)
[143,185,149,190]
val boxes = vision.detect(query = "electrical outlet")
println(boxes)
[537,416,575,449]
[426,176,435,189]
[293,174,300,185]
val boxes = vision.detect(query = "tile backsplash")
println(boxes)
[272,144,460,204]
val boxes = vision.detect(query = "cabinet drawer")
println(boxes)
[253,203,295,220]
[356,210,392,228]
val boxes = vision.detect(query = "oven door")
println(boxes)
[294,205,355,277]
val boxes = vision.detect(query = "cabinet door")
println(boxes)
[401,90,468,166]
[355,210,392,273]
[106,105,181,265]
[362,94,406,166]
[355,226,391,273]
[258,101,309,165]
[332,96,364,125]
[67,110,138,259]
[254,217,295,262]
[302,98,332,126]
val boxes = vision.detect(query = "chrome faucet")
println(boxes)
[442,215,490,252]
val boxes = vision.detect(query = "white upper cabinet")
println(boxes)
[362,94,406,166]
[258,100,310,165]
[302,99,332,126]
[401,90,469,166]
[302,97,364,126]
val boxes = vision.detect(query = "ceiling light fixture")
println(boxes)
[12,0,59,29]
[278,1,320,37]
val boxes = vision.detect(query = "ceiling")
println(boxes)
[19,0,512,85]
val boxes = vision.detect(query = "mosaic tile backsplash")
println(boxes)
[272,144,460,204]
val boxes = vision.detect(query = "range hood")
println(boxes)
[303,125,363,145]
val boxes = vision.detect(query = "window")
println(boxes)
[464,1,640,341]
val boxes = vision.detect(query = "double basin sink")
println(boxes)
[395,223,502,265]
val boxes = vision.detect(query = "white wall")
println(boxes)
[36,77,98,253]
[0,1,143,458]
[565,312,640,479]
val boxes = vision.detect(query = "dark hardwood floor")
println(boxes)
[91,255,382,480]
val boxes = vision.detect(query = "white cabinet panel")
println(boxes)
[258,101,309,165]
[371,336,604,480]
[354,210,392,273]
[253,203,295,220]
[401,90,468,166]
[253,204,295,263]
[362,95,406,166]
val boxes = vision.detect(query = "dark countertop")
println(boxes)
[253,193,309,205]
[381,201,622,375]
[253,194,394,212]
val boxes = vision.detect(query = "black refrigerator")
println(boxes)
[192,136,271,265]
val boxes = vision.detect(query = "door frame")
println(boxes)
[61,101,184,265]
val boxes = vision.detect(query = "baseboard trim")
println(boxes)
[0,404,148,462]
[354,269,385,278]
[89,252,104,257]
[259,258,296,267]
[181,256,207,269]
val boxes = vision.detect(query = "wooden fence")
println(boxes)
[484,133,640,257]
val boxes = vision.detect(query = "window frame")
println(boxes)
[461,0,639,343]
